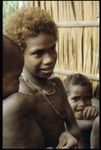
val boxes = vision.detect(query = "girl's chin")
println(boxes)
[38,72,53,79]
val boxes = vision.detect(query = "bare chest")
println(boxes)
[33,87,65,123]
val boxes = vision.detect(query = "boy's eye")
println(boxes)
[83,96,92,100]
[72,97,80,101]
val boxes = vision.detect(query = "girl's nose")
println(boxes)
[42,53,54,65]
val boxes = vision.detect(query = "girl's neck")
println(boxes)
[21,67,56,96]
[22,67,48,87]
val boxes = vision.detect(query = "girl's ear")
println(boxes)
[19,42,26,52]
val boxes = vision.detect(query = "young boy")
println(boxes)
[4,6,80,148]
[63,73,98,148]
[3,35,45,148]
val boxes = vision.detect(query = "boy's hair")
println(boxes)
[3,6,58,50]
[3,35,23,74]
[63,73,93,96]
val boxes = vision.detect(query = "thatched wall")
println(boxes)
[24,1,99,80]
[3,1,99,90]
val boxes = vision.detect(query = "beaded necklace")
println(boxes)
[20,72,65,119]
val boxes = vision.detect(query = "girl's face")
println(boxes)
[24,33,57,79]
[68,85,92,119]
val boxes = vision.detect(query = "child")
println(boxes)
[4,6,80,148]
[63,73,98,148]
[3,35,45,148]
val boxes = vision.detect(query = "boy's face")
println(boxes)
[24,33,57,79]
[3,68,23,98]
[68,85,92,119]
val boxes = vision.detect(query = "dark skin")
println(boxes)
[3,35,24,98]
[19,33,80,148]
[3,35,45,148]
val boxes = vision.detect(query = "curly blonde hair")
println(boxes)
[3,6,58,50]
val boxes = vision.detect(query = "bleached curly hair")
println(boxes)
[3,6,58,50]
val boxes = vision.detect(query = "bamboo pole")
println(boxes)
[56,21,99,27]
[45,1,51,15]
[92,28,99,75]
[51,1,58,21]
[34,1,39,7]
[54,68,99,81]
[40,1,45,9]
[54,1,59,68]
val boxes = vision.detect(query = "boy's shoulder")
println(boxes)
[3,92,35,115]
[5,92,34,103]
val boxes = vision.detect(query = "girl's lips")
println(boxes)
[40,67,54,73]
[40,69,53,74]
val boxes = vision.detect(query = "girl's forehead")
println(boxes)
[25,35,56,53]
[26,33,56,47]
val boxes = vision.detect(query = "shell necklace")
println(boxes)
[20,72,65,119]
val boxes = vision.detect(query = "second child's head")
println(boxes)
[3,35,24,99]
[63,73,93,119]
[4,7,58,79]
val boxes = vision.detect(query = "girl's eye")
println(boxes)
[36,51,44,57]
[50,48,56,54]
[49,45,56,53]
[32,51,44,57]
